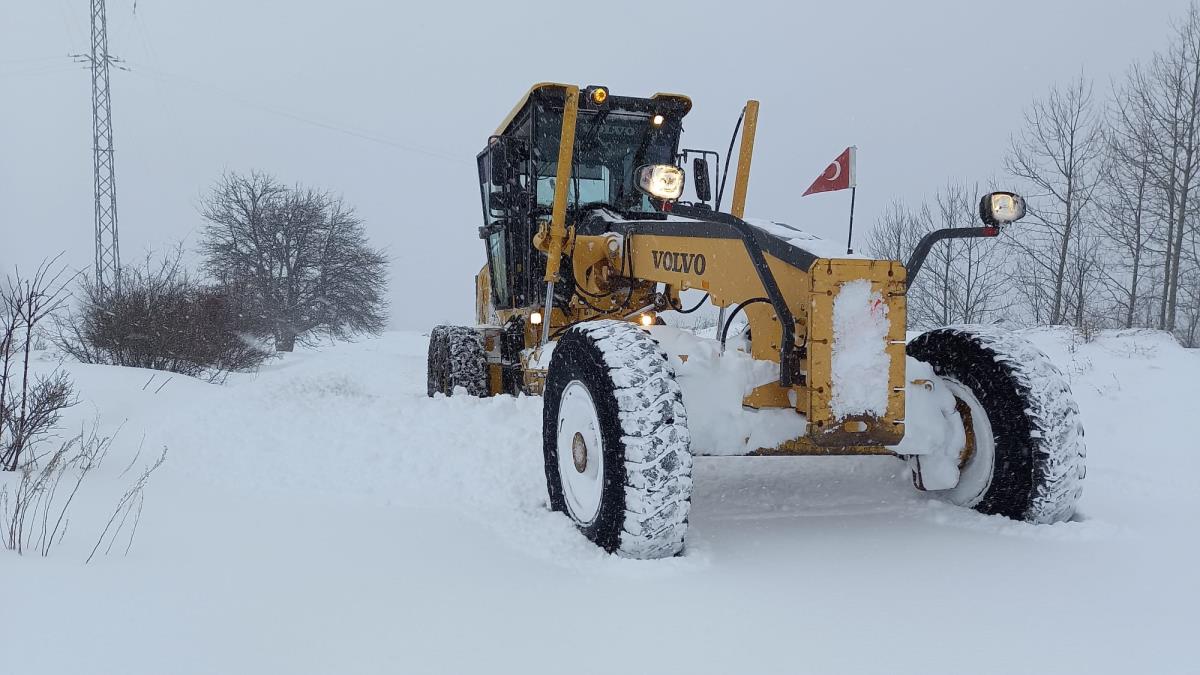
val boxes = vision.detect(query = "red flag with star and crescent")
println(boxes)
[803,146,856,196]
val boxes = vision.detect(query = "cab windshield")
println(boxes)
[533,108,679,214]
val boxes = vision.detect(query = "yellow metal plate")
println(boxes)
[806,258,907,447]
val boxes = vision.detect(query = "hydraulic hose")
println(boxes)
[718,297,770,352]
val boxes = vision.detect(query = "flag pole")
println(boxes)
[845,186,857,254]
[845,146,857,254]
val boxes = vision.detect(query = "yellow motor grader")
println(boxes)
[427,83,1086,559]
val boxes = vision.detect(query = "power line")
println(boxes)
[122,61,469,165]
[0,56,69,65]
[46,3,467,168]
[55,0,86,52]
[0,62,87,79]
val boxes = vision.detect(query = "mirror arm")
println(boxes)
[905,226,999,290]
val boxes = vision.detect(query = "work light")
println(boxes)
[980,192,1026,226]
[635,164,685,202]
[584,85,609,106]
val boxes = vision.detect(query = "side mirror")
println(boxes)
[490,189,530,214]
[979,192,1026,226]
[693,157,712,203]
[488,190,512,212]
[489,142,510,185]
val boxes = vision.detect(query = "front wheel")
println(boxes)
[426,325,487,397]
[543,320,693,558]
[907,326,1086,524]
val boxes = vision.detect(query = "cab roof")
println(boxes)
[493,83,693,137]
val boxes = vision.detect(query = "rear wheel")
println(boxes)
[907,326,1086,523]
[543,320,692,558]
[426,325,487,397]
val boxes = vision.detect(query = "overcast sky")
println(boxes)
[1,0,1190,328]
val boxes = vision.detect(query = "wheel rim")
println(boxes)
[940,378,996,507]
[557,380,605,525]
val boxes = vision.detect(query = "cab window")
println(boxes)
[533,107,675,213]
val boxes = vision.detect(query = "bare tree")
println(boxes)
[1006,75,1107,326]
[1177,206,1200,345]
[1099,86,1158,329]
[1,258,77,471]
[199,172,389,351]
[865,200,923,262]
[1179,267,1200,345]
[1158,7,1200,333]
[1115,5,1200,333]
[1064,228,1106,330]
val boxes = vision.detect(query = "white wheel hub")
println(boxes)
[557,380,605,525]
[939,378,996,507]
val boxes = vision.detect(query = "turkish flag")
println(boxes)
[803,146,856,196]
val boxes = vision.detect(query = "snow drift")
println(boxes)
[3,327,1196,674]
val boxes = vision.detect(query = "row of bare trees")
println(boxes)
[868,184,1012,328]
[870,3,1200,346]
[1103,5,1200,342]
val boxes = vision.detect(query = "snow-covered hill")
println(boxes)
[5,328,1197,674]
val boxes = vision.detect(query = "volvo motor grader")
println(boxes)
[427,83,1086,559]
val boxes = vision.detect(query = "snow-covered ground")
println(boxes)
[4,328,1198,674]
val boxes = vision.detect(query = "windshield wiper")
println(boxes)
[630,117,659,168]
[579,110,609,148]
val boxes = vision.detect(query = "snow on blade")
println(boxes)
[648,326,808,455]
[831,279,889,419]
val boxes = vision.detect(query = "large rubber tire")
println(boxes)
[543,320,693,558]
[426,325,488,398]
[907,326,1086,523]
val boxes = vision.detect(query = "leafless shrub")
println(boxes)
[0,257,169,561]
[87,447,166,564]
[1079,318,1104,343]
[1,257,77,471]
[0,421,115,556]
[1,420,165,560]
[55,250,272,383]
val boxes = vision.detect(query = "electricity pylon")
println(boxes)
[81,0,122,296]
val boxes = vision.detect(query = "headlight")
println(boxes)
[635,164,685,202]
[979,191,1026,226]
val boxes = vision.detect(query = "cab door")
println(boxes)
[477,135,532,310]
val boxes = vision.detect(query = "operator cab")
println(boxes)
[477,84,690,312]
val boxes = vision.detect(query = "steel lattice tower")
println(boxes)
[89,0,121,296]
